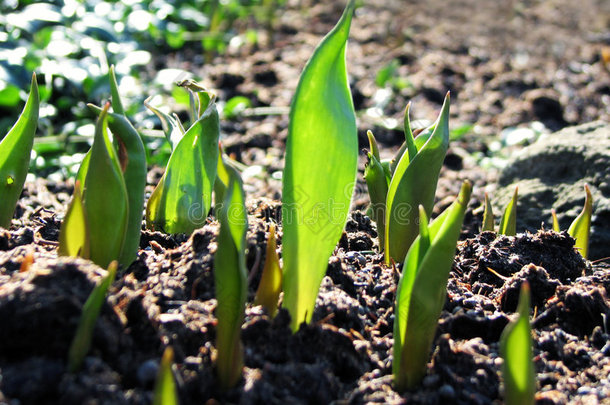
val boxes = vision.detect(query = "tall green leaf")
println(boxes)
[393,181,471,391]
[568,184,593,259]
[499,186,518,236]
[500,282,536,405]
[282,0,357,331]
[384,94,451,264]
[214,161,248,389]
[0,74,39,228]
[146,91,219,234]
[68,261,117,373]
[83,104,129,268]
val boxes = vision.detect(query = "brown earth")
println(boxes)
[1,1,610,404]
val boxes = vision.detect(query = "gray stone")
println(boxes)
[494,121,610,260]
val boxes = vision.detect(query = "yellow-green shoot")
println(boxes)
[364,131,389,251]
[214,157,248,389]
[567,184,593,259]
[68,261,117,373]
[282,0,357,331]
[146,81,220,234]
[153,347,179,405]
[254,223,282,318]
[393,181,471,392]
[382,95,452,265]
[498,186,518,236]
[0,74,39,228]
[481,192,495,232]
[500,281,536,405]
[59,103,129,269]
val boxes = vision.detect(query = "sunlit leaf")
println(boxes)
[364,151,388,251]
[393,181,471,391]
[58,181,89,258]
[499,186,518,236]
[152,347,179,405]
[481,192,495,232]
[254,223,282,317]
[551,209,560,232]
[214,160,248,389]
[0,74,39,228]
[68,261,117,373]
[282,0,357,331]
[384,94,450,264]
[568,184,593,259]
[500,281,536,405]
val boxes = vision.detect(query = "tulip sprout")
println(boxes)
[552,184,593,259]
[0,74,39,228]
[153,347,179,405]
[254,223,282,318]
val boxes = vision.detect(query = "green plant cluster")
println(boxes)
[0,0,595,400]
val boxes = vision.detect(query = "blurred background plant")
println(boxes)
[0,0,286,178]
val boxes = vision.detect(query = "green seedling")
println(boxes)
[59,103,129,268]
[481,192,495,232]
[254,223,282,318]
[393,181,471,392]
[87,67,147,265]
[0,74,39,228]
[282,0,357,331]
[500,281,536,405]
[153,347,179,405]
[366,94,451,265]
[567,184,593,259]
[498,186,518,236]
[146,81,220,234]
[68,261,117,373]
[214,157,248,389]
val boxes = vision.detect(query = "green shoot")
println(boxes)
[567,184,593,259]
[0,74,39,228]
[254,223,282,318]
[146,82,219,234]
[214,158,248,389]
[393,181,471,392]
[551,209,560,232]
[58,181,89,258]
[481,192,495,232]
[282,0,357,331]
[384,93,451,264]
[364,149,389,251]
[498,186,518,236]
[68,261,118,373]
[153,347,179,405]
[500,281,536,405]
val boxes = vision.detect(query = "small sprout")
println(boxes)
[153,347,179,405]
[0,74,39,228]
[393,181,471,391]
[551,208,560,232]
[282,0,357,331]
[364,145,389,251]
[384,93,451,265]
[481,192,495,232]
[146,83,220,234]
[68,261,118,373]
[214,158,248,389]
[254,223,282,317]
[500,281,536,405]
[58,181,89,258]
[499,186,518,236]
[568,184,593,259]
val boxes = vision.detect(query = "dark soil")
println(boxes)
[2,1,610,404]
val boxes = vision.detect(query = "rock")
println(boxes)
[495,121,610,260]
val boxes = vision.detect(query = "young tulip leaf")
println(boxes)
[364,152,389,251]
[58,181,90,258]
[214,162,248,389]
[499,186,518,236]
[568,184,593,259]
[367,130,381,162]
[282,0,357,331]
[152,347,179,405]
[0,74,39,228]
[144,96,185,149]
[500,281,536,405]
[68,261,117,373]
[146,90,219,234]
[384,94,451,265]
[254,223,282,317]
[83,104,129,268]
[393,181,471,391]
[481,192,495,232]
[551,209,560,232]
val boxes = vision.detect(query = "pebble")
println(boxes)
[373,284,384,294]
[137,359,159,386]
[439,384,456,399]
[422,374,440,388]
[463,297,478,309]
